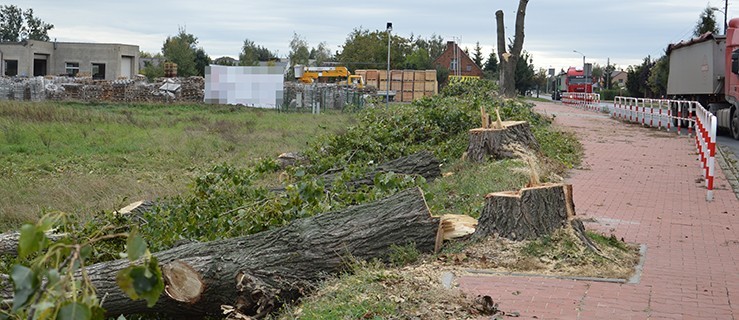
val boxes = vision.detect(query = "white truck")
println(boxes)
[666,19,739,140]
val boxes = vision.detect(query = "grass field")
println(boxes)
[0,101,354,229]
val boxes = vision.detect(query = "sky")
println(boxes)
[13,0,739,72]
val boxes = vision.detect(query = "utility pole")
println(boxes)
[725,0,729,34]
[386,21,392,109]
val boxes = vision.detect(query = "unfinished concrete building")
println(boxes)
[0,40,139,80]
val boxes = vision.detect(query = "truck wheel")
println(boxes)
[731,109,739,140]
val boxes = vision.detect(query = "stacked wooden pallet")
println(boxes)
[354,69,437,102]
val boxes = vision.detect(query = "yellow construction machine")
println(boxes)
[295,66,365,88]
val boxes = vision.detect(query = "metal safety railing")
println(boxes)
[561,92,601,111]
[613,97,699,134]
[695,103,718,201]
[611,96,716,200]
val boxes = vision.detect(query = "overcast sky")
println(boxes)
[14,0,738,72]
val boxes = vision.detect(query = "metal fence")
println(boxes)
[282,82,375,113]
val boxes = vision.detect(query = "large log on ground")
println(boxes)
[472,183,597,252]
[323,150,441,187]
[4,188,439,318]
[0,231,66,257]
[271,151,441,193]
[466,121,539,162]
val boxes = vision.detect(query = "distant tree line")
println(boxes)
[0,5,545,95]
[620,4,718,98]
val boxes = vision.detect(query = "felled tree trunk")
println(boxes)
[5,188,440,318]
[466,121,539,162]
[0,231,67,257]
[472,183,598,252]
[323,151,441,188]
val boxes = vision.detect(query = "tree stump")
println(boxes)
[2,188,441,318]
[472,183,598,251]
[466,121,539,162]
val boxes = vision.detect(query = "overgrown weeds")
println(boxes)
[0,101,354,230]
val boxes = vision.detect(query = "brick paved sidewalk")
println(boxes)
[457,101,739,319]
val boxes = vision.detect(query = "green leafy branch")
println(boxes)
[1,213,163,320]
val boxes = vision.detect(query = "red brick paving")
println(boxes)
[457,101,739,319]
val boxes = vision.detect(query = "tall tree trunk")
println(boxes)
[496,0,529,98]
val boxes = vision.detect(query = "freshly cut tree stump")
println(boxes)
[472,183,598,251]
[466,121,540,162]
[0,188,441,318]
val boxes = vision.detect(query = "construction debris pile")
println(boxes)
[0,76,205,103]
[283,82,376,112]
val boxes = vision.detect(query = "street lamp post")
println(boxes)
[386,21,392,109]
[573,50,586,92]
[712,3,729,34]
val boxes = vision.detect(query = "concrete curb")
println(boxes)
[716,144,739,200]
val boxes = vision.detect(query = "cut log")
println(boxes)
[0,188,441,318]
[0,231,66,258]
[472,183,596,252]
[271,151,441,193]
[440,214,478,240]
[322,150,441,188]
[116,200,155,216]
[466,121,539,162]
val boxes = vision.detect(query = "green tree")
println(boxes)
[161,27,203,77]
[604,63,616,89]
[239,38,278,66]
[483,51,498,79]
[239,39,261,66]
[413,34,445,60]
[694,5,719,36]
[648,55,669,97]
[472,42,484,67]
[404,47,433,70]
[194,48,211,77]
[139,51,165,80]
[311,41,333,66]
[514,50,535,95]
[591,63,603,87]
[336,28,409,71]
[0,5,53,42]
[532,68,549,95]
[626,56,654,97]
[289,32,310,67]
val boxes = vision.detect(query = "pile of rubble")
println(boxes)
[0,76,205,103]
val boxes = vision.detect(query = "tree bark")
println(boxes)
[271,151,441,193]
[496,0,529,97]
[466,121,539,162]
[323,151,441,188]
[472,183,597,251]
[0,231,67,258]
[1,188,440,318]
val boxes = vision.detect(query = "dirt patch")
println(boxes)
[435,228,641,280]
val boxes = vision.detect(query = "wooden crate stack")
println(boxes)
[424,70,438,97]
[353,69,437,102]
[378,70,388,93]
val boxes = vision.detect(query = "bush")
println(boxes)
[598,88,620,101]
